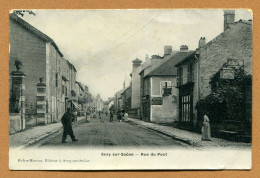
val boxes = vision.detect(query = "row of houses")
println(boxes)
[114,10,252,139]
[9,12,99,133]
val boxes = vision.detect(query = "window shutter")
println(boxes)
[160,82,164,95]
[180,67,183,85]
[167,81,171,88]
[187,63,190,82]
[177,68,180,86]
[191,63,194,82]
[56,73,58,87]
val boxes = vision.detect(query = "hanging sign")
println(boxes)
[220,68,235,79]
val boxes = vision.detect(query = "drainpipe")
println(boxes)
[194,53,201,130]
[195,54,200,100]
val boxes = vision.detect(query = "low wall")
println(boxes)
[9,113,21,134]
[25,113,37,128]
[128,108,140,119]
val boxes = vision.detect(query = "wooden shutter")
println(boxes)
[191,63,194,82]
[177,68,180,86]
[187,63,190,82]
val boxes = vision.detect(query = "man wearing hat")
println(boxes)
[61,108,78,143]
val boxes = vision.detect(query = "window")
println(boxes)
[177,67,183,86]
[62,84,65,95]
[56,72,60,87]
[188,63,194,82]
[65,86,67,96]
[160,81,172,95]
[144,79,150,96]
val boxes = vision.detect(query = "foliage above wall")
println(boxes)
[196,66,252,122]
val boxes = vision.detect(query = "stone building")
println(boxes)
[121,86,131,111]
[9,13,78,128]
[114,89,123,113]
[129,58,142,118]
[140,47,194,123]
[175,10,252,131]
[75,81,85,113]
[94,94,104,112]
[130,59,142,108]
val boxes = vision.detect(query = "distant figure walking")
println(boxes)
[110,110,114,122]
[86,110,90,123]
[120,110,124,122]
[61,108,78,143]
[117,111,122,122]
[201,114,211,141]
[99,111,104,123]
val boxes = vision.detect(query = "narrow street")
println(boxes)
[31,114,189,148]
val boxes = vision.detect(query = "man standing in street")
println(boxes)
[61,108,78,143]
[109,110,114,122]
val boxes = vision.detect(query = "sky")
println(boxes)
[21,9,252,100]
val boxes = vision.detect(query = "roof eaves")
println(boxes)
[198,19,252,52]
[174,52,196,67]
[147,51,194,76]
[10,13,64,57]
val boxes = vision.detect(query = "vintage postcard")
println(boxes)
[9,9,252,170]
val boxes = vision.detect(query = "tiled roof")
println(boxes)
[121,86,131,94]
[174,52,196,67]
[115,89,124,97]
[175,19,252,69]
[198,19,252,52]
[75,81,84,91]
[9,13,63,57]
[146,51,195,77]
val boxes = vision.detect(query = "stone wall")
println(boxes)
[9,114,21,134]
[199,22,252,99]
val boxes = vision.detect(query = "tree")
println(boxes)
[13,10,36,17]
[196,66,251,123]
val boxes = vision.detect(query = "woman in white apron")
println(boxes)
[201,114,211,141]
[123,112,128,121]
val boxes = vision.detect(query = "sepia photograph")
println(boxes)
[8,9,252,170]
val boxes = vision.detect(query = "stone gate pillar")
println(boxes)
[10,69,26,131]
[36,77,47,125]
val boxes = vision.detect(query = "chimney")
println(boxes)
[198,37,206,48]
[180,45,188,52]
[132,58,142,69]
[224,10,235,31]
[164,45,172,56]
[145,54,149,60]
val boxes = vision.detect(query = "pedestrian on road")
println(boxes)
[123,111,128,121]
[99,111,104,123]
[120,110,124,122]
[117,111,122,122]
[86,110,90,123]
[110,110,114,122]
[61,108,78,143]
[201,114,211,141]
